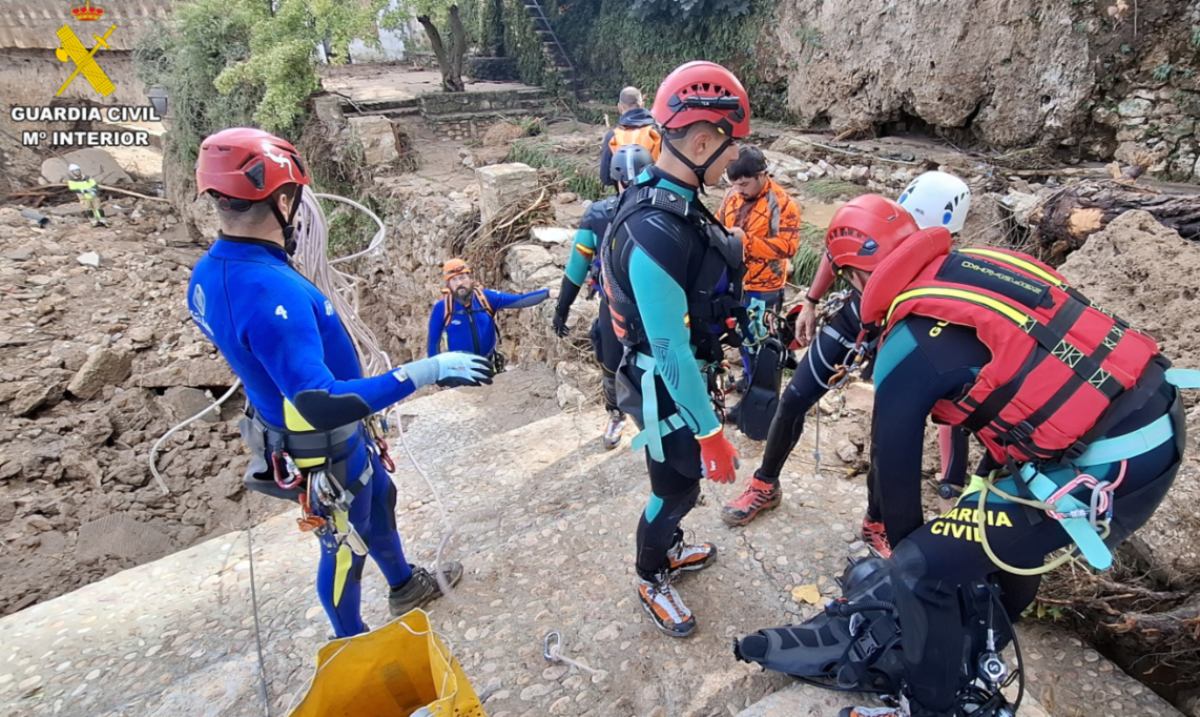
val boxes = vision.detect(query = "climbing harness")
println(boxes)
[962,367,1199,575]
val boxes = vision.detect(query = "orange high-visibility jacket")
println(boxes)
[717,178,802,292]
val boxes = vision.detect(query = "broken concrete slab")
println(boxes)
[476,162,538,225]
[504,243,559,287]
[348,115,400,166]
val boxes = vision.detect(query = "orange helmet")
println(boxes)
[443,258,472,281]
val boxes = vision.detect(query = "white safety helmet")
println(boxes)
[67,163,82,176]
[896,170,971,234]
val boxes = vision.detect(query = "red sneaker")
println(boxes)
[721,475,782,527]
[860,517,893,559]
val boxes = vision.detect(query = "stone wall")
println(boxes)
[0,49,149,109]
[758,0,1200,183]
[417,88,551,140]
[420,88,550,116]
[349,166,587,388]
[427,116,489,141]
[406,51,440,70]
[1101,86,1200,182]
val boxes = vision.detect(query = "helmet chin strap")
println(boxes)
[663,134,733,193]
[269,186,303,255]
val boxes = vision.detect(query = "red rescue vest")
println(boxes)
[860,229,1163,464]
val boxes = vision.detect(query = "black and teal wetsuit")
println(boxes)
[871,315,1183,715]
[188,236,421,638]
[557,196,623,412]
[603,167,743,580]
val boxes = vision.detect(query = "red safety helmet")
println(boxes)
[651,61,751,139]
[825,194,920,272]
[195,127,310,202]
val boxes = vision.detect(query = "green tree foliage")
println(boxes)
[493,0,789,118]
[136,0,388,167]
[134,0,262,168]
[216,0,388,132]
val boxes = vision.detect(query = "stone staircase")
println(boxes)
[344,87,553,120]
[520,0,582,98]
[340,87,555,140]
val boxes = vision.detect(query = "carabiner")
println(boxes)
[543,630,563,662]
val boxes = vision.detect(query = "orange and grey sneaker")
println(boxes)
[667,535,717,576]
[721,474,782,527]
[838,706,908,717]
[637,572,696,638]
[602,410,626,450]
[860,516,893,559]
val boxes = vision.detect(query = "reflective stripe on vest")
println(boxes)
[883,249,1160,464]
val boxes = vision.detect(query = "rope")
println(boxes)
[972,471,1106,577]
[245,519,272,717]
[147,382,240,495]
[293,191,389,374]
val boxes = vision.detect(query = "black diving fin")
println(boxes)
[736,337,785,441]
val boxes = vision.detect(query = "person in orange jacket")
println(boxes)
[717,146,801,309]
[716,145,801,401]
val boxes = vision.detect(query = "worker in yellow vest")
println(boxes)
[66,164,106,227]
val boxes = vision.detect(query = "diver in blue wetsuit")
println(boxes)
[553,143,654,450]
[426,257,548,370]
[187,128,492,638]
[601,62,752,638]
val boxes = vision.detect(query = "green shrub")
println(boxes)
[136,0,387,167]
[506,139,605,200]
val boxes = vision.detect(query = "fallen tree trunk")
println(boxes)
[1109,595,1200,637]
[1031,181,1200,263]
